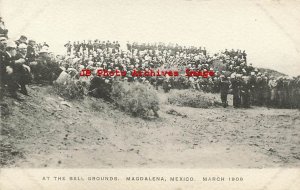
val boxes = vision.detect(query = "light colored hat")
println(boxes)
[18,43,27,49]
[6,40,17,48]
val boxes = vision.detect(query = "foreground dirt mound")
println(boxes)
[0,85,299,168]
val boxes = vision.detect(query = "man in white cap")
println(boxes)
[220,75,230,108]
[230,73,241,108]
[0,40,25,100]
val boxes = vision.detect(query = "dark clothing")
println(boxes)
[231,79,241,108]
[89,77,112,101]
[255,79,264,106]
[26,45,36,62]
[220,78,230,107]
[240,81,250,108]
[0,51,20,97]
[14,53,32,94]
[162,80,171,93]
[32,56,62,83]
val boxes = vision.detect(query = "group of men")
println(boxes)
[61,39,299,109]
[1,16,299,110]
[0,19,61,101]
[219,73,300,109]
[64,40,121,55]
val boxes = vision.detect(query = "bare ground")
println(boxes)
[1,85,300,168]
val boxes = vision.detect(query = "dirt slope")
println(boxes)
[1,85,300,168]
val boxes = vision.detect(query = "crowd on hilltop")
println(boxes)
[0,17,300,109]
[0,17,61,101]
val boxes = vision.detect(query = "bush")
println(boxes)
[111,81,159,117]
[168,89,221,108]
[53,79,86,100]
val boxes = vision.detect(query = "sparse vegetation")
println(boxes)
[111,81,159,117]
[168,89,221,108]
[53,80,86,100]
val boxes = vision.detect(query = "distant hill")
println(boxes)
[258,68,288,78]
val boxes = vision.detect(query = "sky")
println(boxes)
[1,0,300,76]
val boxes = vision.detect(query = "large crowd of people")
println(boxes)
[1,17,300,109]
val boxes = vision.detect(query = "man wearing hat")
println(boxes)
[230,74,241,108]
[219,75,230,108]
[240,76,250,108]
[249,71,257,105]
[27,40,37,62]
[15,35,27,46]
[0,34,8,52]
[0,40,25,100]
[255,75,265,106]
[15,43,32,95]
[162,75,172,93]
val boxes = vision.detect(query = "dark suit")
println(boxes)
[15,53,32,94]
[0,51,19,96]
[26,45,36,62]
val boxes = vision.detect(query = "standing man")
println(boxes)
[219,75,230,108]
[240,76,250,108]
[64,41,72,55]
[230,74,241,108]
[249,72,256,105]
[268,76,278,107]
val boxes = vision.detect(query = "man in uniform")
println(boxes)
[240,76,250,108]
[162,75,172,93]
[219,75,230,108]
[255,76,264,106]
[248,72,256,105]
[276,77,285,108]
[230,74,241,108]
[268,76,278,107]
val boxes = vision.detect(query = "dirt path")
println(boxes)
[1,85,300,168]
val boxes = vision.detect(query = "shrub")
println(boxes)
[53,79,85,100]
[168,89,221,108]
[111,81,159,117]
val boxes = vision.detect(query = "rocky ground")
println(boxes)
[0,85,300,168]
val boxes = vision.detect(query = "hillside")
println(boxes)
[0,85,300,168]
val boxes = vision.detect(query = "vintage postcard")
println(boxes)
[0,0,299,189]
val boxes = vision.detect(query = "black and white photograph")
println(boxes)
[0,0,300,189]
